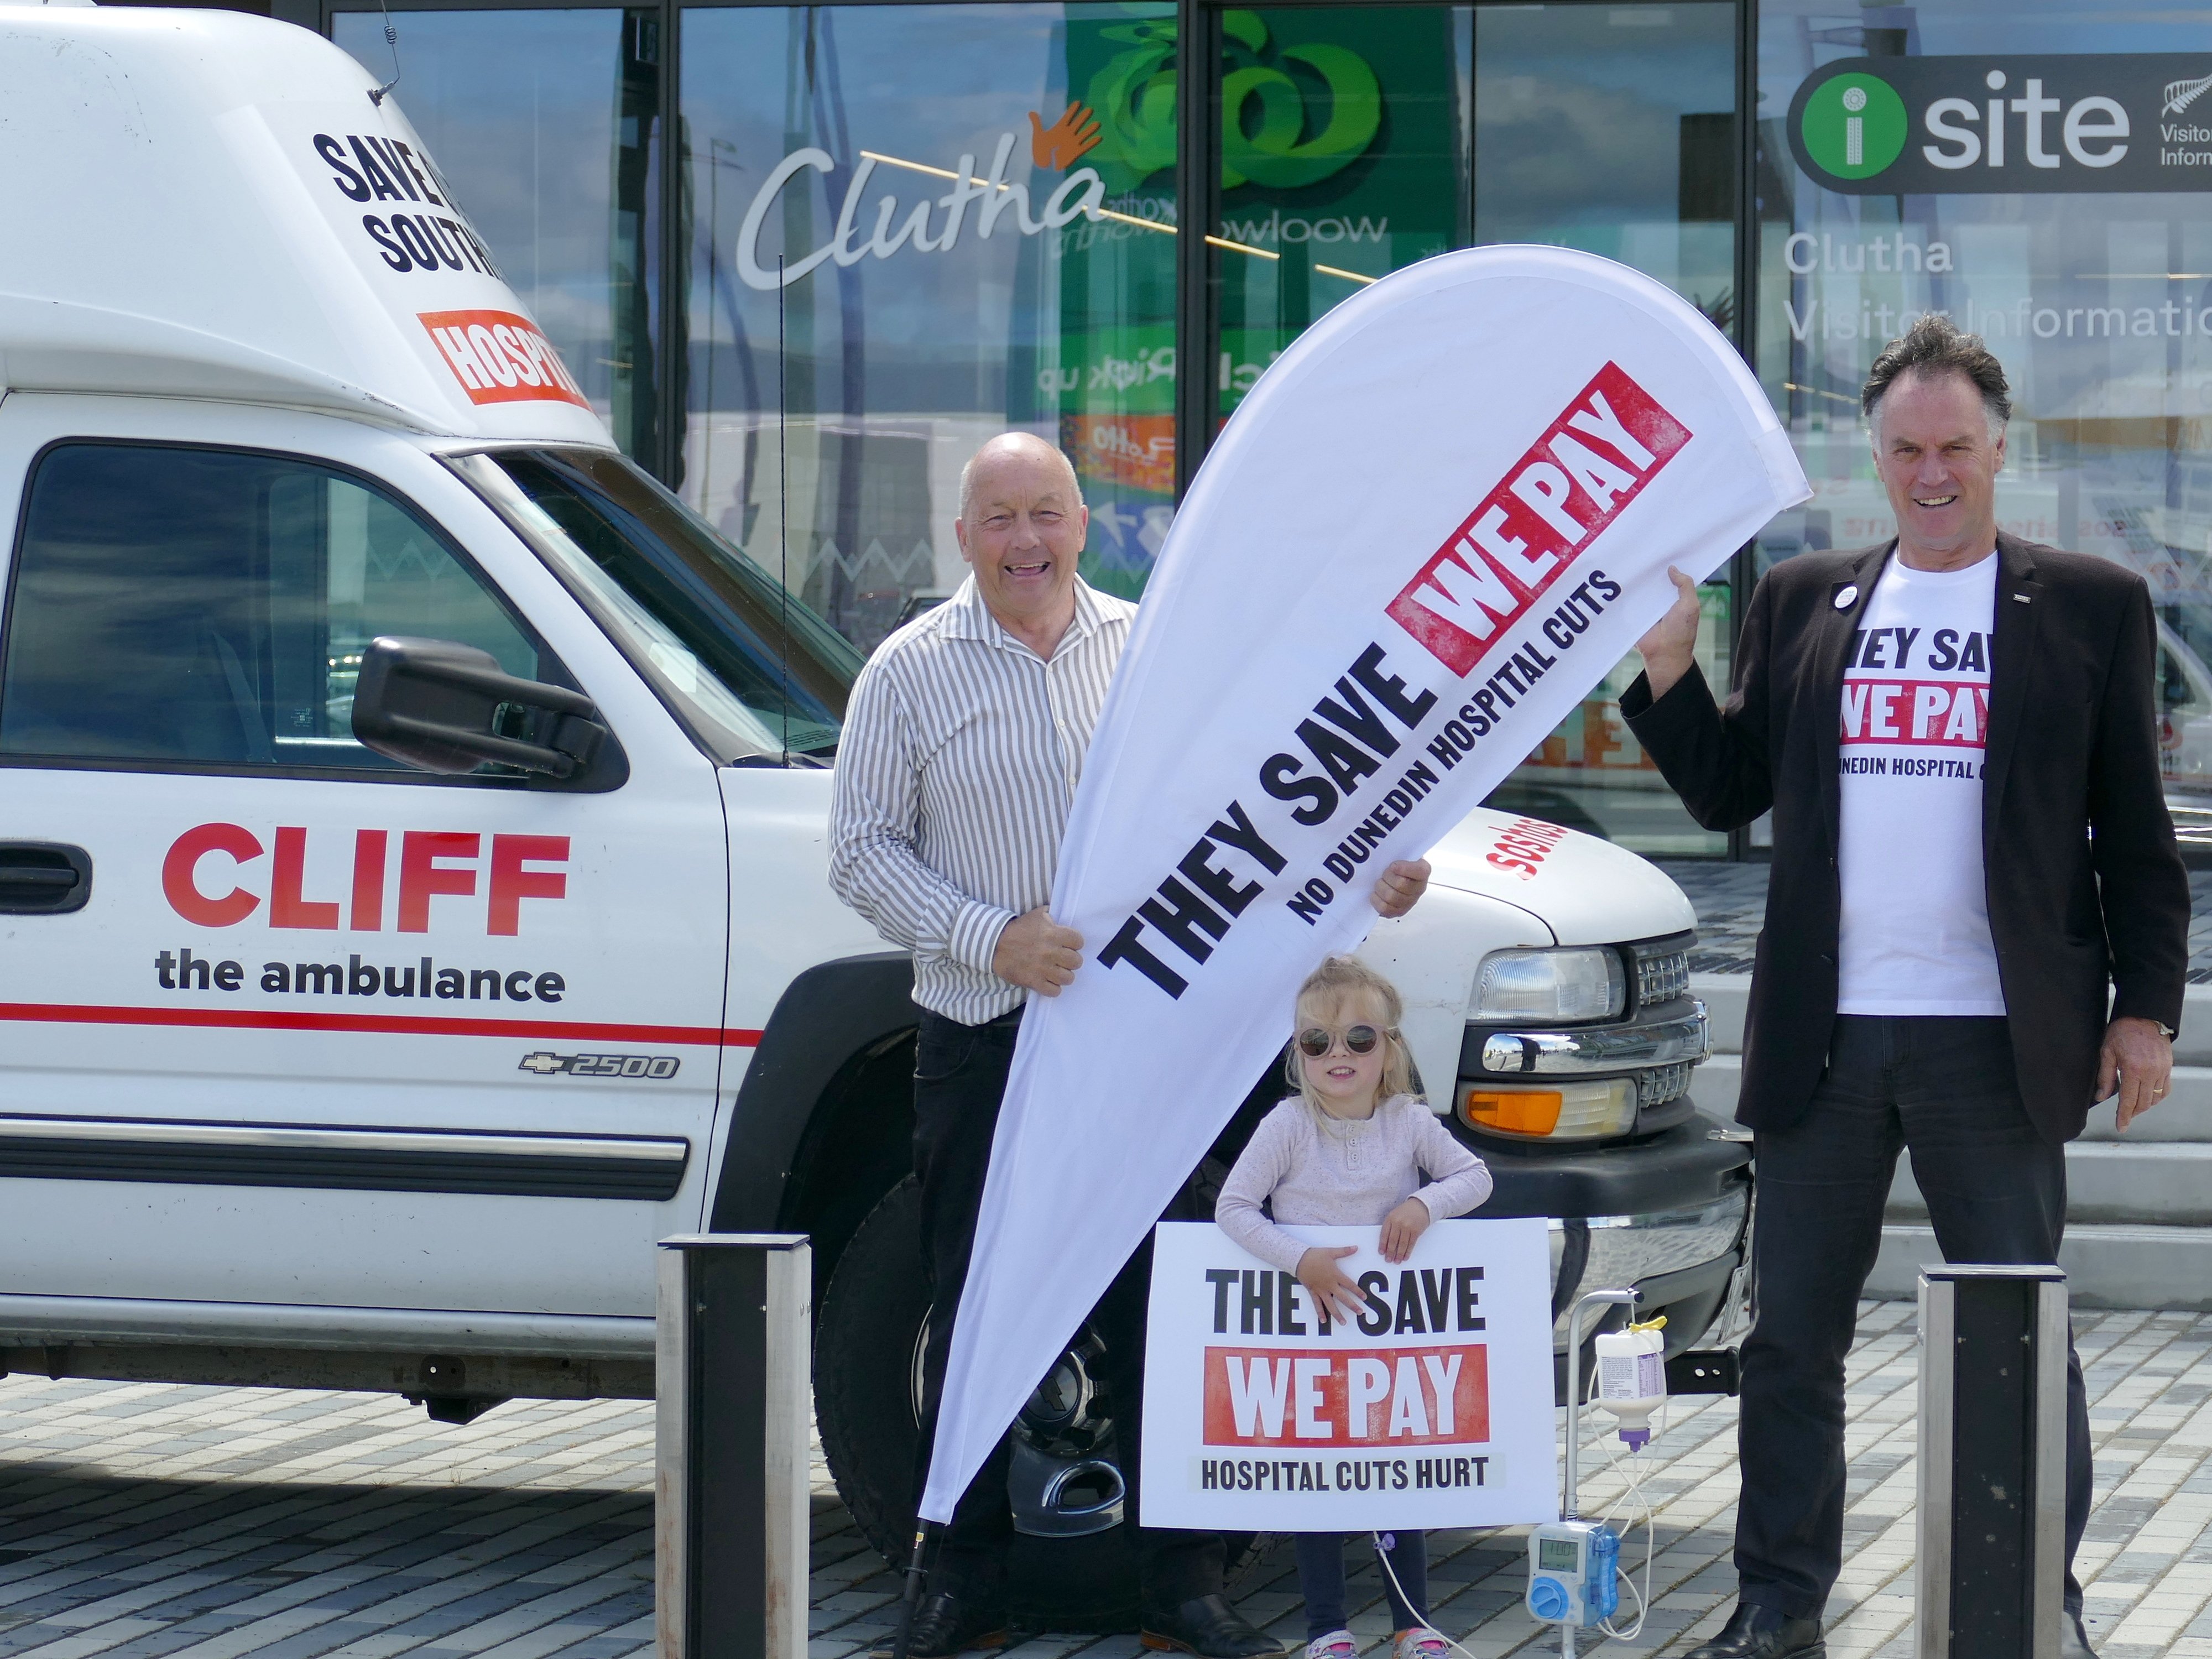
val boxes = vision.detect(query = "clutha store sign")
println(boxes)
[1790,54,2212,194]
[734,128,1107,290]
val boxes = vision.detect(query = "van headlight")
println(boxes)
[1471,947,1626,1024]
[1458,1079,1637,1140]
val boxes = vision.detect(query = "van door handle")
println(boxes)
[0,843,92,914]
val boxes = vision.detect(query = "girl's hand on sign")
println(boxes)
[1379,1197,1433,1263]
[1296,1245,1368,1326]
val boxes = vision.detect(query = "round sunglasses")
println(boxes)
[1295,1023,1386,1058]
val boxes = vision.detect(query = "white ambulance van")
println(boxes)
[0,2,1743,1622]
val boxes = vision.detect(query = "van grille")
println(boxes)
[1631,944,1691,1008]
[1637,1061,1694,1108]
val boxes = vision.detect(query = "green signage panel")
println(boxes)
[1790,54,2212,194]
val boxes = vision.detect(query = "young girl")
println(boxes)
[1217,956,1493,1659]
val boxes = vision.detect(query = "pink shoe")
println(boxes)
[1392,1629,1451,1659]
[1306,1632,1357,1659]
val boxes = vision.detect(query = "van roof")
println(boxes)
[0,3,613,445]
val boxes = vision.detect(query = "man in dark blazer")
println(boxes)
[1623,315,2189,1659]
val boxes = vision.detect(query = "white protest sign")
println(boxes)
[917,246,1808,1526]
[1140,1220,1557,1531]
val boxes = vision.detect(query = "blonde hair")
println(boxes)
[1287,956,1418,1117]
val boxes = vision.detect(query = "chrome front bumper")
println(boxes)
[1546,1183,1748,1349]
[1481,1003,1709,1076]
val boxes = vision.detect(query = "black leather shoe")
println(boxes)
[2059,1612,2095,1659]
[1141,1594,1286,1658]
[873,1590,1010,1659]
[1685,1602,1825,1659]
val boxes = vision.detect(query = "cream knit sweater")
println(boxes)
[1215,1093,1494,1274]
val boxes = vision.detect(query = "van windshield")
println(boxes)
[450,448,862,763]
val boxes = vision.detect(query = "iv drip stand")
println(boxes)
[1557,1288,1641,1659]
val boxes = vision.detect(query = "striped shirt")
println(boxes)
[828,575,1136,1024]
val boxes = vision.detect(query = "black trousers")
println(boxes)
[1737,1015,2091,1621]
[911,1008,1224,1609]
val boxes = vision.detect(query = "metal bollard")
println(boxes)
[656,1233,811,1659]
[1915,1265,2069,1659]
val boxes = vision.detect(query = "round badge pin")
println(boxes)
[1834,585,1858,609]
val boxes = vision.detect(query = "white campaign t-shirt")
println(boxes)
[1835,551,2006,1015]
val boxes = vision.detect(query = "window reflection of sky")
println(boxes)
[1474,5,1737,316]
[333,10,626,410]
[684,4,1107,412]
[1469,4,1738,855]
[680,4,1177,650]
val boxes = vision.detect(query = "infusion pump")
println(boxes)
[1525,1521,1619,1626]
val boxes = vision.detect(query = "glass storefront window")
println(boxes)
[314,0,2212,859]
[1474,3,1740,324]
[1472,1,1739,854]
[1759,0,2212,844]
[1201,3,1738,853]
[332,9,668,464]
[1212,6,1466,421]
[680,3,1176,649]
[345,3,2212,859]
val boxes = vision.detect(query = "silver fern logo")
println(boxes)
[2163,72,2212,117]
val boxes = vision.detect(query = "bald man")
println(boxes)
[831,434,1430,1656]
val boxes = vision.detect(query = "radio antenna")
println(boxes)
[366,0,401,105]
[778,253,791,767]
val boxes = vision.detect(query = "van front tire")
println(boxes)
[815,1177,1256,1632]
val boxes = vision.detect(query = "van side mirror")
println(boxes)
[352,635,612,781]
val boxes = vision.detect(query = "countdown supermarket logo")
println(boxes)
[1788,54,2212,195]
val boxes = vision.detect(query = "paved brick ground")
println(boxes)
[3,1307,2210,1659]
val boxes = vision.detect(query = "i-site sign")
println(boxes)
[1790,55,2212,194]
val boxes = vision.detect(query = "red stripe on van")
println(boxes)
[0,1002,763,1047]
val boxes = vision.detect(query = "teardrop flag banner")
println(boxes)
[916,246,1811,1527]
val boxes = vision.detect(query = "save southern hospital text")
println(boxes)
[1097,362,1692,999]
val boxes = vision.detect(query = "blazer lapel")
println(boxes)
[1814,542,1894,853]
[1983,534,2042,856]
